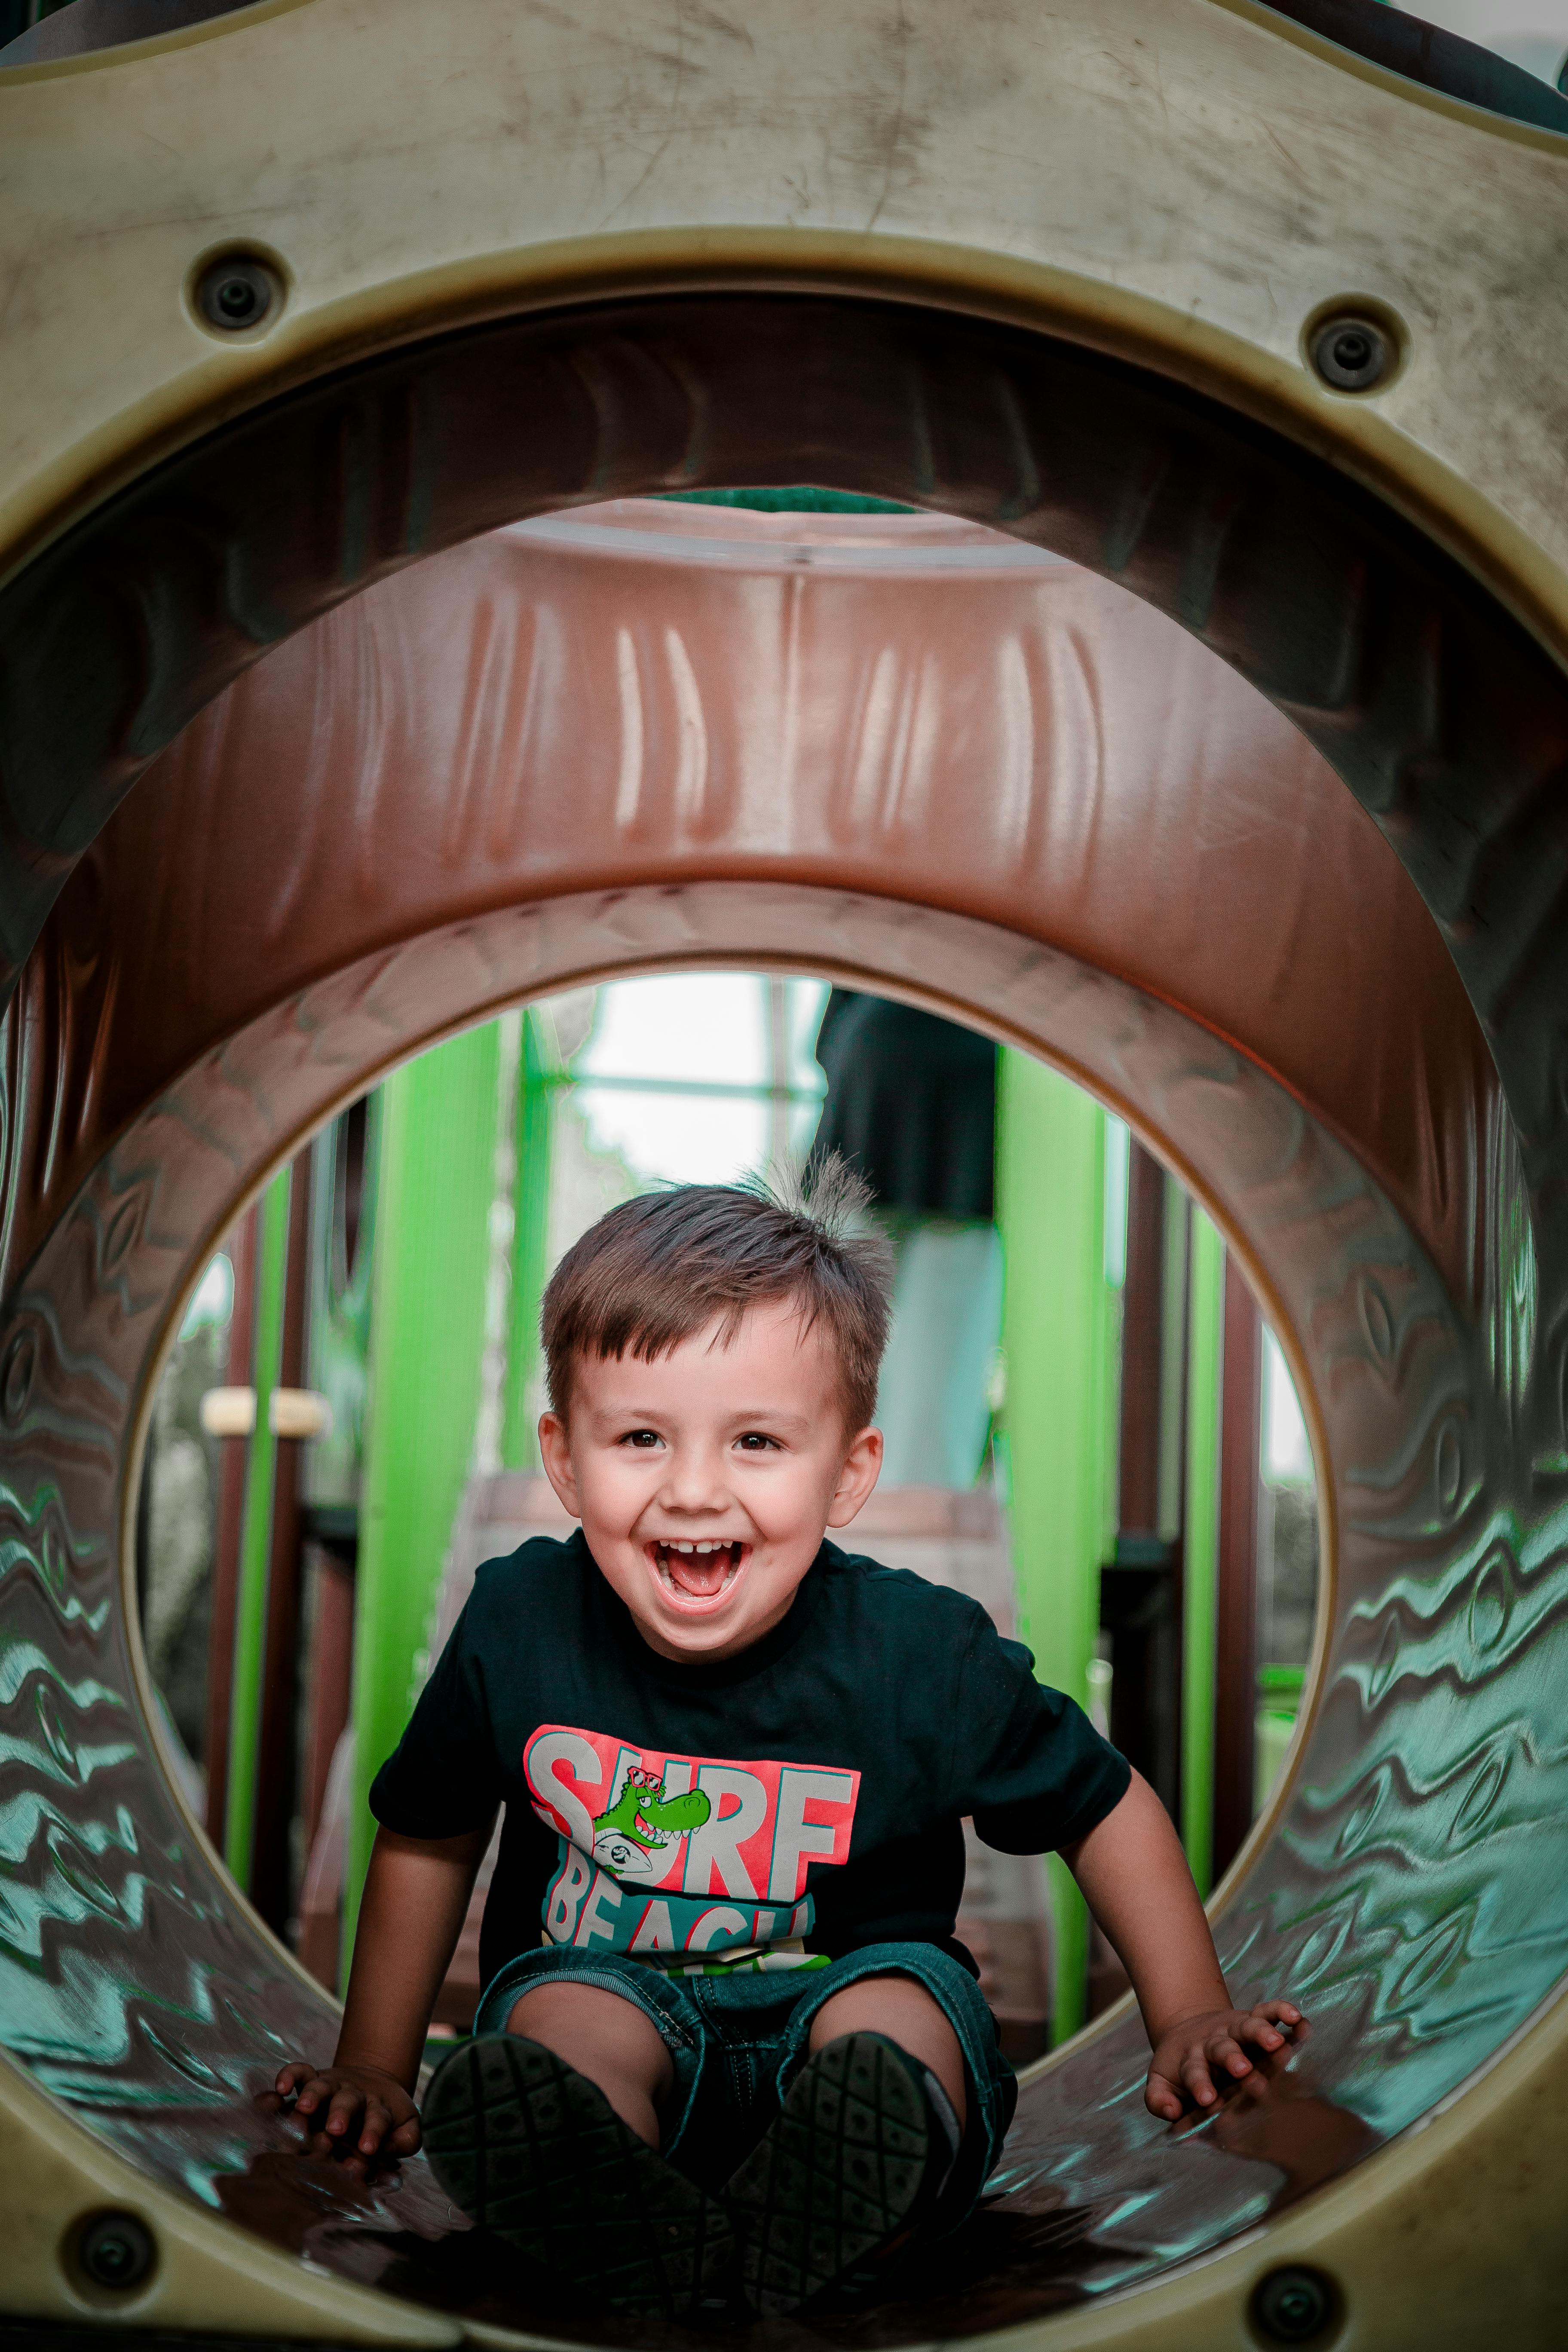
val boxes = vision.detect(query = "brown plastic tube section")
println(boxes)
[2,502,1494,1312]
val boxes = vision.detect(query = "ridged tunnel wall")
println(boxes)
[1,280,1567,2343]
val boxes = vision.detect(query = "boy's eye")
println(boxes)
[619,1429,664,1449]
[735,1431,781,1452]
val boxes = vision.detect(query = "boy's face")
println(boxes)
[538,1298,882,1663]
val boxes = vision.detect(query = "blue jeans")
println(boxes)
[473,1939,1017,2231]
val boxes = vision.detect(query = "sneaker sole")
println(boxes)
[422,2033,733,2318]
[724,2031,930,2317]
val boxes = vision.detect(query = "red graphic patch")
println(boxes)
[522,1724,861,1959]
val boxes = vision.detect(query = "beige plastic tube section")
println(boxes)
[3,0,1568,663]
[0,2045,458,2342]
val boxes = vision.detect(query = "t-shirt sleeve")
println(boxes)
[368,1599,502,1839]
[950,1610,1131,1853]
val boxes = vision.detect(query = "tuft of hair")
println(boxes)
[541,1153,894,1432]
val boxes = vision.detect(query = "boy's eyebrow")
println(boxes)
[591,1400,818,1432]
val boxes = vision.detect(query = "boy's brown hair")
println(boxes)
[541,1158,893,1432]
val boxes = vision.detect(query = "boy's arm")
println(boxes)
[1063,1770,1302,2118]
[276,1820,493,2156]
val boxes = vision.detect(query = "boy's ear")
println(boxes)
[538,1412,582,1519]
[825,1424,882,1528]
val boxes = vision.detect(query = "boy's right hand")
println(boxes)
[275,2059,420,2158]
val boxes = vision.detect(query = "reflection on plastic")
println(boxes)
[1,489,1565,2341]
[2,975,1561,2339]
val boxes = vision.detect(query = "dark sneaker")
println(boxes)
[422,2033,734,2319]
[723,2031,947,2317]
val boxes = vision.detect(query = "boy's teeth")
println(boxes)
[653,1538,741,1598]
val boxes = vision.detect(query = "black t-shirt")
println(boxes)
[370,1531,1130,1990]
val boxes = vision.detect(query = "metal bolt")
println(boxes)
[196,255,275,334]
[1252,2263,1336,2343]
[77,2210,156,2293]
[1311,315,1389,393]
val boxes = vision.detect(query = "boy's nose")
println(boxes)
[655,1448,732,1512]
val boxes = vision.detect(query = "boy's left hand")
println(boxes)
[1146,2000,1302,2119]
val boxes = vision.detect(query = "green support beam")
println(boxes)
[223,1164,291,1890]
[1101,1115,1130,1557]
[500,1009,554,1473]
[346,1021,503,1956]
[1182,1207,1226,1896]
[996,1051,1115,2046]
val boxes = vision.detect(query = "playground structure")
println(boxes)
[4,0,1568,2345]
[128,499,1340,2071]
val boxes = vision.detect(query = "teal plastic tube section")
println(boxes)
[346,1021,502,1957]
[996,1050,1112,2046]
[1182,1207,1226,1896]
[223,1164,291,1890]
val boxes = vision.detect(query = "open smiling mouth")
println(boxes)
[648,1538,749,1605]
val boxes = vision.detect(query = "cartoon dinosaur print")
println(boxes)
[591,1764,711,1879]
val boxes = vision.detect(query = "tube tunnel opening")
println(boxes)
[132,974,1325,2073]
[2,291,1565,2343]
[110,945,1344,2342]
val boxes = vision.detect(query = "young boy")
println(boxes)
[277,1173,1300,2321]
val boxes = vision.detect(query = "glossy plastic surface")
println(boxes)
[3,484,1563,2340]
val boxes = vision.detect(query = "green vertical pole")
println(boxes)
[500,1010,553,1472]
[224,1164,291,1889]
[346,1022,502,1957]
[1101,1116,1130,1562]
[1182,1207,1226,1895]
[996,1051,1110,2046]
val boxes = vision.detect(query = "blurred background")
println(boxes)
[137,974,1319,2061]
[1408,0,1568,83]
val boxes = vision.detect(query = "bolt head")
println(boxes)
[1252,2263,1336,2342]
[77,2209,156,2293]
[1311,315,1390,393]
[196,255,276,334]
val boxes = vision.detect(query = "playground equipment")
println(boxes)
[4,0,1568,2343]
